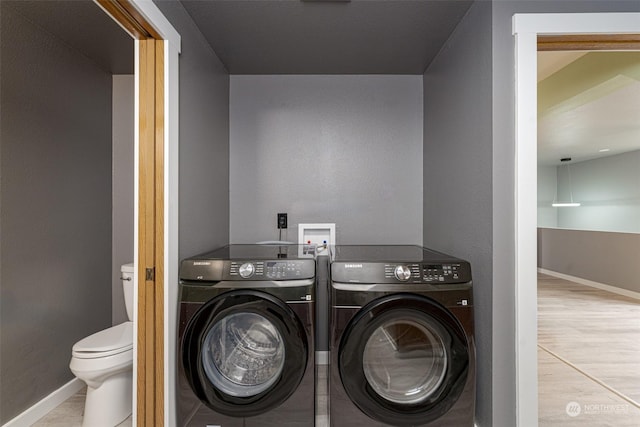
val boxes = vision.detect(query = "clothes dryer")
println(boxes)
[177,244,315,426]
[329,245,475,426]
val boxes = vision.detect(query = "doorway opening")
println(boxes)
[536,46,640,425]
[513,12,640,427]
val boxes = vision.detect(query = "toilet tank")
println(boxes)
[121,263,135,321]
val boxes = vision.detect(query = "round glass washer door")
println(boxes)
[181,290,309,417]
[203,312,286,397]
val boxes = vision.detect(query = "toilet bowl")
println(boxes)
[69,263,134,427]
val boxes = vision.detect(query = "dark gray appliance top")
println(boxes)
[331,245,471,284]
[189,244,310,260]
[332,245,463,263]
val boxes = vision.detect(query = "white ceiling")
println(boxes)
[537,51,640,166]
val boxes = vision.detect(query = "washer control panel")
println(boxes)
[180,259,315,281]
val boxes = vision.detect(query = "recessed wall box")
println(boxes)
[298,223,336,257]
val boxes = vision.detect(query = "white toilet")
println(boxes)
[70,263,134,427]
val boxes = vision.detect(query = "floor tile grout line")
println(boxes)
[538,343,640,410]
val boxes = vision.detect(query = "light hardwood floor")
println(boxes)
[538,273,640,426]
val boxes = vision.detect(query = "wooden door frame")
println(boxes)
[94,1,180,426]
[513,13,640,427]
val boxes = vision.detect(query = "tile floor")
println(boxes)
[34,367,329,426]
[316,364,329,427]
[32,386,131,427]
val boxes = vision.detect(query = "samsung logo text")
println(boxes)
[344,264,363,269]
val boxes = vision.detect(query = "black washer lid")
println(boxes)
[187,244,307,261]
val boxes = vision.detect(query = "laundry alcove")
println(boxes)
[156,1,493,426]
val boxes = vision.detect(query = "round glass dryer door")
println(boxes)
[182,290,308,417]
[203,312,285,397]
[339,293,470,426]
[362,317,447,405]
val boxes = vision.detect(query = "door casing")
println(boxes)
[93,1,180,425]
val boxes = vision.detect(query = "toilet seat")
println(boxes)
[72,321,133,359]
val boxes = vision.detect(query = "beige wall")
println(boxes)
[538,227,640,293]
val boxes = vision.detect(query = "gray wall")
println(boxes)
[538,228,640,293]
[229,75,423,245]
[422,2,493,425]
[557,151,640,233]
[154,0,230,261]
[112,75,135,325]
[492,1,640,426]
[0,4,112,422]
[151,2,230,425]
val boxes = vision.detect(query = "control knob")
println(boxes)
[239,263,255,278]
[394,265,412,282]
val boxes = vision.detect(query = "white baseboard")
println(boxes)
[538,268,640,300]
[2,378,84,427]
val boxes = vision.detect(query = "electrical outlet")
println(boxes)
[277,213,288,229]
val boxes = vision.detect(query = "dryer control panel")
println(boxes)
[332,261,471,284]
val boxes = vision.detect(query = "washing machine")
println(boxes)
[177,244,316,426]
[329,245,475,426]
